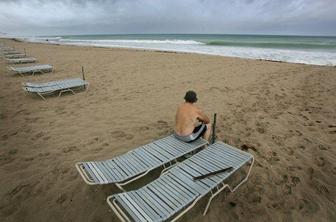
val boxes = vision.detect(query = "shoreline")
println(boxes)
[13,37,336,67]
[0,38,335,222]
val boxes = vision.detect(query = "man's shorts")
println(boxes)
[174,124,207,143]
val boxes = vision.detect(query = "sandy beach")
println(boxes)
[0,38,335,222]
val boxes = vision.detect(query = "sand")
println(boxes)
[0,38,335,222]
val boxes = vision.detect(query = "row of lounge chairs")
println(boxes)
[0,47,36,63]
[1,44,255,221]
[0,45,88,100]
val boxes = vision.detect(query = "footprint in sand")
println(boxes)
[23,156,35,161]
[240,144,258,153]
[314,157,325,167]
[294,130,303,136]
[62,146,80,153]
[290,176,300,186]
[271,135,283,146]
[94,147,103,152]
[8,183,36,198]
[229,202,236,207]
[156,120,169,129]
[256,127,265,134]
[155,120,173,135]
[34,132,45,139]
[308,167,314,180]
[1,134,8,141]
[298,145,305,150]
[318,144,329,150]
[43,136,51,141]
[8,149,18,155]
[13,109,27,117]
[38,152,50,157]
[329,130,336,134]
[10,131,18,136]
[110,130,134,140]
[138,126,150,131]
[56,193,67,204]
[24,128,32,133]
[266,151,280,162]
[300,114,309,121]
[314,181,330,197]
[0,113,6,119]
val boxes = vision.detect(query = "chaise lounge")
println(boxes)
[76,135,208,191]
[4,53,27,59]
[23,77,88,100]
[7,57,36,64]
[8,64,53,76]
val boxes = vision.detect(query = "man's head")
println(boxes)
[184,90,198,103]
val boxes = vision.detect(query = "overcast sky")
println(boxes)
[0,0,335,36]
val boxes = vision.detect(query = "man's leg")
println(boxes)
[203,123,212,141]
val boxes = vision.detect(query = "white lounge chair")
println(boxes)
[23,78,88,100]
[76,135,208,191]
[0,47,13,51]
[4,53,26,59]
[7,57,36,64]
[107,142,254,221]
[1,50,21,55]
[8,64,53,76]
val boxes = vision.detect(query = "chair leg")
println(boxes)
[37,92,46,101]
[59,89,76,97]
[115,183,126,192]
[203,157,254,215]
[107,197,131,222]
[171,195,203,222]
[228,157,255,193]
[203,184,229,215]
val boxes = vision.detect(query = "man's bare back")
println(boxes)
[175,103,209,135]
[175,91,211,141]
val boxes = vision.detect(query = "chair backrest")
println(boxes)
[76,135,208,185]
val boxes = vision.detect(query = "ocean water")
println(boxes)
[23,34,336,66]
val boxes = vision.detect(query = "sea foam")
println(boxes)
[23,36,336,66]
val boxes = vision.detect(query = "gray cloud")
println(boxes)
[0,0,335,36]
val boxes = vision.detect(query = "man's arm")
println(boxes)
[196,108,210,124]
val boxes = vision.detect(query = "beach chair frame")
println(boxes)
[106,142,254,221]
[76,155,179,191]
[76,136,208,191]
[23,79,89,101]
[1,51,22,56]
[8,65,54,77]
[6,57,36,64]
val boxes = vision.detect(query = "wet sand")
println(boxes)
[0,38,335,222]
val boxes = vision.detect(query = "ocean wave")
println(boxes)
[206,41,336,50]
[59,39,204,45]
[23,36,336,66]
[22,36,62,42]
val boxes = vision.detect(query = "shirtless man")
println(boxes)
[175,90,211,142]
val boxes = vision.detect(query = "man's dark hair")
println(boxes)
[184,90,198,103]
